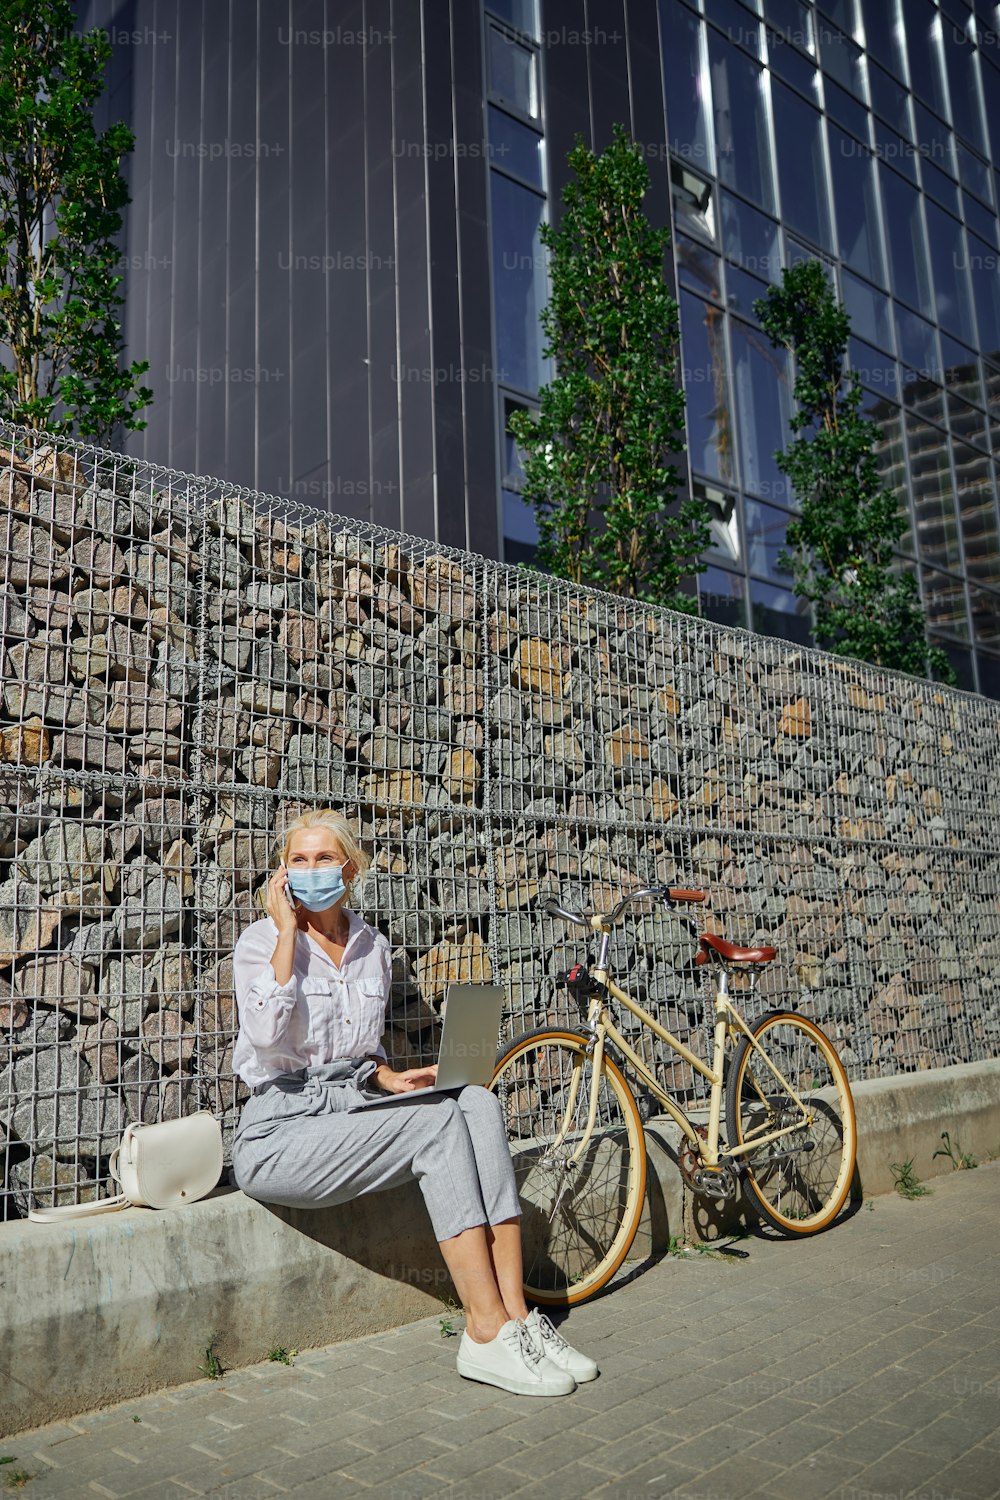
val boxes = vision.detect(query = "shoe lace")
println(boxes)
[504,1319,544,1367]
[532,1310,568,1353]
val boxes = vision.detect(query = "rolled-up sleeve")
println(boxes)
[233,937,298,1050]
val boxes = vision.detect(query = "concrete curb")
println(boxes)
[4,1057,999,1437]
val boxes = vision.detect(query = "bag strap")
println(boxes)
[28,1193,131,1223]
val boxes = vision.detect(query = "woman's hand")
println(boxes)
[372,1064,438,1094]
[266,863,298,937]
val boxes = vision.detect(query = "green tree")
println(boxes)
[509,124,708,609]
[755,260,953,682]
[0,0,152,441]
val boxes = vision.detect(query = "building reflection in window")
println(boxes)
[680,289,736,488]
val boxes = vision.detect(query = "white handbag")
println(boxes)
[28,1112,223,1222]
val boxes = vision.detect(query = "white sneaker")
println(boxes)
[525,1307,599,1383]
[456,1319,577,1396]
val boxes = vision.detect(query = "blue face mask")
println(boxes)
[286,865,348,912]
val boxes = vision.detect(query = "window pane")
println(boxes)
[501,397,530,489]
[705,0,761,55]
[860,0,906,82]
[913,101,956,177]
[663,1,714,174]
[489,108,544,189]
[772,79,833,249]
[936,639,975,687]
[880,167,933,316]
[720,191,781,279]
[986,361,1000,450]
[767,31,820,96]
[750,577,812,642]
[941,333,983,406]
[948,391,989,449]
[924,200,976,343]
[708,32,776,212]
[895,306,939,378]
[680,290,738,485]
[829,127,885,282]
[763,0,814,53]
[745,497,796,579]
[502,487,538,546]
[941,17,987,152]
[705,487,743,564]
[902,1,950,118]
[699,565,748,627]
[956,141,992,204]
[677,235,724,300]
[868,58,911,135]
[873,119,917,180]
[842,271,893,349]
[869,402,912,550]
[976,650,1000,699]
[907,413,962,569]
[961,192,998,247]
[486,0,538,38]
[921,157,962,217]
[490,175,547,392]
[922,568,970,639]
[968,233,1000,360]
[851,335,899,397]
[488,25,538,117]
[824,79,869,140]
[901,370,946,425]
[730,318,793,502]
[970,587,1000,650]
[954,440,999,583]
[820,21,866,99]
[726,261,770,318]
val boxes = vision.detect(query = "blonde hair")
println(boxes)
[277,809,371,893]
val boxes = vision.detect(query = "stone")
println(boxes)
[141,1009,197,1072]
[410,555,476,620]
[0,718,50,767]
[115,859,183,948]
[780,698,811,738]
[443,749,479,804]
[415,933,493,1002]
[512,638,563,697]
[2,516,70,586]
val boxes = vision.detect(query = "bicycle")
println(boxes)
[488,885,858,1305]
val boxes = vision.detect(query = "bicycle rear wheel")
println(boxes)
[489,1028,646,1306]
[725,1011,857,1234]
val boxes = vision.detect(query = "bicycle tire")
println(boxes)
[489,1028,647,1306]
[724,1010,857,1235]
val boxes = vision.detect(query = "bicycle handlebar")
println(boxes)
[540,886,708,929]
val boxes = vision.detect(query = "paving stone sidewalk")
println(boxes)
[6,1163,1000,1500]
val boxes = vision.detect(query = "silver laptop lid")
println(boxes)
[434,983,506,1089]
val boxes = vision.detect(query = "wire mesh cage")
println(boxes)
[1,420,999,1217]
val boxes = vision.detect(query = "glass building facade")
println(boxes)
[80,0,1000,694]
[493,0,1000,694]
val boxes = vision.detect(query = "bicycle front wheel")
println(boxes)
[489,1028,647,1306]
[725,1010,857,1234]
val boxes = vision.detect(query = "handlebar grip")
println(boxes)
[667,888,708,903]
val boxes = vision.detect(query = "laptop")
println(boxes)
[350,983,505,1109]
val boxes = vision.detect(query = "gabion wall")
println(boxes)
[1,423,998,1217]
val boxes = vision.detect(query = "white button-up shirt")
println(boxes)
[232,910,391,1089]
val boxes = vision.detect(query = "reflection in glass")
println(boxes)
[969,585,1000,651]
[923,200,976,343]
[901,370,946,425]
[750,577,812,643]
[902,1,950,119]
[869,401,912,551]
[829,128,885,283]
[941,15,987,154]
[873,119,917,181]
[745,497,795,579]
[820,22,866,100]
[985,361,1000,450]
[948,392,988,449]
[921,158,961,218]
[922,567,970,640]
[671,160,717,240]
[842,272,892,349]
[954,441,999,584]
[763,0,814,53]
[824,79,869,141]
[726,262,770,318]
[702,483,742,564]
[968,232,1000,360]
[896,308,940,378]
[937,639,975,689]
[730,319,792,503]
[490,174,547,393]
[860,0,906,83]
[680,290,737,486]
[501,397,531,489]
[976,651,1000,700]
[961,193,999,249]
[767,29,819,96]
[705,0,761,56]
[913,101,956,178]
[698,565,748,627]
[720,192,781,280]
[662,1,714,174]
[708,32,776,212]
[772,81,833,250]
[907,412,962,570]
[956,141,992,205]
[868,57,911,136]
[488,25,538,117]
[940,333,983,406]
[880,167,933,316]
[677,235,724,300]
[489,108,544,189]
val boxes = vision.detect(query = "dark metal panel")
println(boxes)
[586,0,631,149]
[541,0,592,221]
[365,1,401,528]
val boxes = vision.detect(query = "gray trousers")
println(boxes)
[231,1061,521,1243]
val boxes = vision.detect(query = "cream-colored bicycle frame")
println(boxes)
[552,897,817,1172]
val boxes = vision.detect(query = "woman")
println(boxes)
[231,809,598,1397]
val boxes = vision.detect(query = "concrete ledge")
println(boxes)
[4,1057,999,1436]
